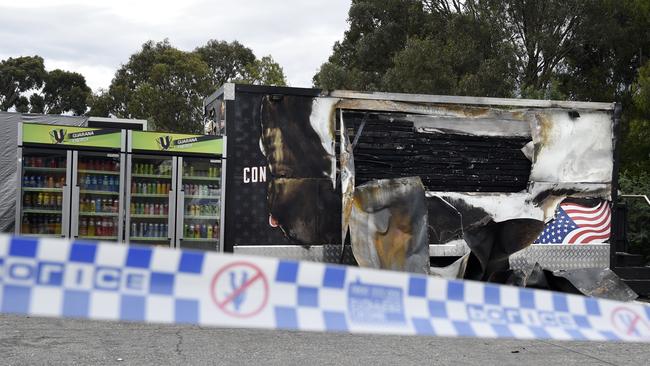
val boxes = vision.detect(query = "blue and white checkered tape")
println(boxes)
[1,235,649,342]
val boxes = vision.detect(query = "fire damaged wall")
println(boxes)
[259,95,340,245]
[343,112,532,193]
[218,85,616,276]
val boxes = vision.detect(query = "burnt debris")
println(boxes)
[342,112,532,193]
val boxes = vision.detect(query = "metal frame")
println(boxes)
[174,157,184,249]
[87,116,148,131]
[70,152,80,238]
[327,90,616,111]
[14,146,23,235]
[218,136,227,252]
[62,150,73,238]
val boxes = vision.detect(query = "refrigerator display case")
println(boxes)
[178,157,222,251]
[72,152,125,241]
[126,131,223,250]
[127,155,176,247]
[17,149,71,238]
[16,123,126,241]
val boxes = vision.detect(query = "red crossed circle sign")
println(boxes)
[611,307,650,337]
[210,261,269,318]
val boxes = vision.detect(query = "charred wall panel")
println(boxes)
[343,112,532,192]
[224,90,340,249]
[224,92,293,249]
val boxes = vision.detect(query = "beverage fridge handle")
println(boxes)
[176,191,185,243]
[61,184,71,238]
[168,191,175,240]
[70,185,80,237]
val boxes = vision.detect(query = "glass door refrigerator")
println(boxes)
[126,131,223,249]
[16,123,126,241]
[177,156,222,251]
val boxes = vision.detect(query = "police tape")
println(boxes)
[1,235,649,342]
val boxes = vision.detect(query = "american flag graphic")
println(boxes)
[534,201,611,244]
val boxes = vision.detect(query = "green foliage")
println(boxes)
[314,0,428,90]
[88,40,212,133]
[89,39,287,133]
[41,70,91,115]
[0,55,91,115]
[619,171,650,261]
[239,56,287,86]
[195,40,257,88]
[0,56,46,111]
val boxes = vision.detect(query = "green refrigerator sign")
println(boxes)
[22,123,122,148]
[131,131,222,155]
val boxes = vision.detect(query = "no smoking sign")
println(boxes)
[210,261,269,318]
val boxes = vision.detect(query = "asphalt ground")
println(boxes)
[1,314,649,365]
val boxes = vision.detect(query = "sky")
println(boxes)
[0,0,352,92]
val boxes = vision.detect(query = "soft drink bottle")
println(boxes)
[87,218,95,236]
[131,222,137,236]
[80,218,87,236]
[97,175,103,190]
[55,216,61,234]
[207,225,213,239]
[57,194,62,209]
[22,216,30,234]
[148,223,153,237]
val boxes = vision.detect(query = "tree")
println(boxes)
[314,0,516,96]
[382,9,517,97]
[314,0,428,91]
[239,56,287,86]
[89,40,212,133]
[194,40,256,88]
[0,56,91,115]
[90,39,287,132]
[0,56,46,111]
[195,40,287,88]
[39,70,91,115]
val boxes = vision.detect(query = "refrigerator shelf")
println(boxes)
[183,238,219,242]
[132,193,168,198]
[23,187,63,192]
[78,235,118,240]
[185,195,220,199]
[131,214,167,219]
[182,175,221,182]
[79,169,120,175]
[130,237,169,241]
[132,173,172,179]
[20,233,61,238]
[23,166,66,172]
[79,212,118,217]
[80,190,120,196]
[185,215,219,220]
[23,209,62,214]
